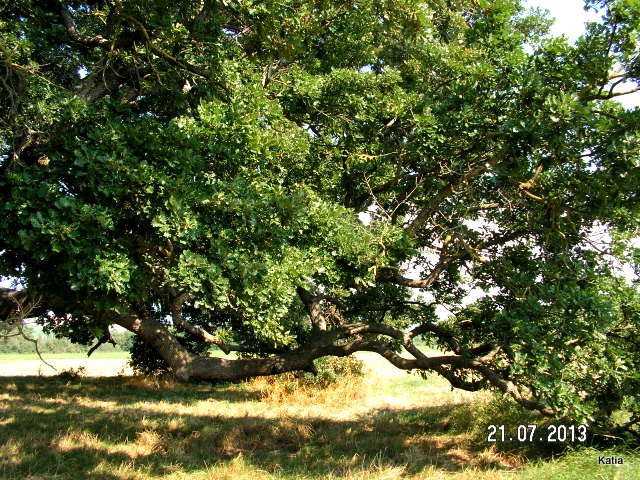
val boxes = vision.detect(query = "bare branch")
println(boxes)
[377,258,450,289]
[5,296,57,372]
[408,151,504,235]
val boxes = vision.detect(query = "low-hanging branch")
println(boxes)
[0,287,552,415]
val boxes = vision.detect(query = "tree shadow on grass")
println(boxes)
[0,376,560,479]
[5,374,264,403]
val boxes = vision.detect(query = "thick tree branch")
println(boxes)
[114,311,367,381]
[168,293,252,354]
[87,326,116,357]
[297,287,328,332]
[60,6,109,46]
[363,339,553,415]
[336,321,552,415]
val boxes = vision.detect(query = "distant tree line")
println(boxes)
[0,326,134,354]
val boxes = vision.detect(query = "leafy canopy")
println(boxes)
[1,0,639,436]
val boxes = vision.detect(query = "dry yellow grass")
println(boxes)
[247,370,365,406]
[0,354,636,479]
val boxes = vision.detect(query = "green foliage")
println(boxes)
[1,0,639,439]
[129,328,212,377]
[128,336,172,377]
[292,355,365,389]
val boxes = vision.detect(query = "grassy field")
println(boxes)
[0,355,637,479]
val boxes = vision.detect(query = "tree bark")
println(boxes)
[114,311,362,381]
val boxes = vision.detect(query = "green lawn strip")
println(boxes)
[515,447,638,479]
[0,351,130,362]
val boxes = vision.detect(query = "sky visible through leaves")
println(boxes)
[525,0,639,108]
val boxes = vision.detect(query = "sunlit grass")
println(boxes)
[0,355,637,479]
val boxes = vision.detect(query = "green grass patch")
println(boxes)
[517,447,638,479]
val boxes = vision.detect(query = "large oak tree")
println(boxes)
[1,0,639,436]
